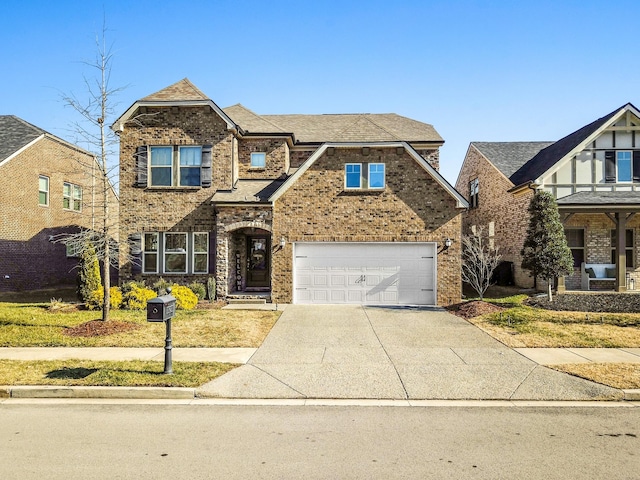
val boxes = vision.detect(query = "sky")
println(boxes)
[2,0,640,186]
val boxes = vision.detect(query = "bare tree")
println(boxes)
[461,226,502,300]
[55,22,124,321]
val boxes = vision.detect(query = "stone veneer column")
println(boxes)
[216,231,229,298]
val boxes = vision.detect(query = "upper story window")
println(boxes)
[345,163,386,190]
[63,182,82,211]
[368,163,385,189]
[38,175,49,206]
[149,146,202,187]
[469,178,479,208]
[617,151,632,182]
[345,163,362,189]
[251,152,266,168]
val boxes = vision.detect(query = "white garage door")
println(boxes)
[293,242,436,305]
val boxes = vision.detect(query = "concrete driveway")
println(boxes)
[198,305,621,400]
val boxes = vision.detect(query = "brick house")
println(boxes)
[113,79,468,305]
[0,115,118,292]
[456,103,640,292]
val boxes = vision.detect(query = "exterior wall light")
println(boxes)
[445,238,452,249]
[280,237,286,248]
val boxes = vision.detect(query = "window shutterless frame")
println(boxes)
[38,175,49,206]
[250,152,266,168]
[163,232,188,274]
[192,232,209,274]
[345,163,362,189]
[142,232,159,274]
[368,163,385,189]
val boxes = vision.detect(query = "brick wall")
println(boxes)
[237,138,289,179]
[272,146,463,305]
[118,106,231,281]
[456,145,535,288]
[0,136,115,291]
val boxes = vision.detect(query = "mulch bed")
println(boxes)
[63,320,141,337]
[447,300,505,319]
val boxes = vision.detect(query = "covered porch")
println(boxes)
[557,191,640,293]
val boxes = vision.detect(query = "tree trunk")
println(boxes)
[547,277,553,302]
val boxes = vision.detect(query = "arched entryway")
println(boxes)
[226,224,272,294]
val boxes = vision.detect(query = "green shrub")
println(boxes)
[188,282,206,301]
[170,285,198,310]
[153,277,171,295]
[122,284,157,310]
[78,243,102,306]
[206,276,216,300]
[120,280,147,294]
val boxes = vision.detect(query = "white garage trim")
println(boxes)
[293,242,437,305]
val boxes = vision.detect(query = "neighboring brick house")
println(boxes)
[456,103,640,292]
[113,79,468,305]
[0,116,118,292]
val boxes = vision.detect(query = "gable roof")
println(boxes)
[0,115,47,164]
[222,104,288,134]
[141,78,209,101]
[472,142,554,180]
[509,103,637,186]
[270,142,467,208]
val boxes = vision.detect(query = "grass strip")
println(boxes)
[0,360,238,388]
[550,363,640,390]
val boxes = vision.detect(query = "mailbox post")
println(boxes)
[146,289,177,374]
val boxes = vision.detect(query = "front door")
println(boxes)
[246,236,270,288]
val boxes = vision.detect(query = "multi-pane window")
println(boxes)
[368,163,385,189]
[150,146,202,187]
[63,182,82,211]
[164,233,187,273]
[38,175,49,206]
[564,228,585,268]
[143,233,159,274]
[469,178,479,208]
[345,164,362,189]
[179,146,202,186]
[193,233,209,273]
[617,151,632,182]
[251,152,266,168]
[611,229,634,268]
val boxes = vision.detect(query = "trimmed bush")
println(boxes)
[109,287,123,309]
[122,283,157,310]
[207,276,216,301]
[85,286,104,311]
[170,285,198,310]
[188,282,206,301]
[153,277,172,296]
[78,243,102,307]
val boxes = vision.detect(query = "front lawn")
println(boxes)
[0,359,237,387]
[0,302,279,348]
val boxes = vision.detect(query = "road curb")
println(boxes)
[623,389,640,401]
[2,386,195,400]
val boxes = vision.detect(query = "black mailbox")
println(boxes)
[147,294,176,322]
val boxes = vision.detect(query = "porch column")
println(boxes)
[615,212,627,292]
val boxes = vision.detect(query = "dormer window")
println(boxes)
[251,152,266,168]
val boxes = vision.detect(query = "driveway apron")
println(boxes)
[197,305,621,400]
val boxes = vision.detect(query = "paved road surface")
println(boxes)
[1,403,638,479]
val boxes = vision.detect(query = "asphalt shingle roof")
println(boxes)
[556,191,640,206]
[141,78,209,101]
[472,142,553,179]
[0,115,47,163]
[211,179,286,203]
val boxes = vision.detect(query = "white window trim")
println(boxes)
[142,232,159,274]
[149,146,203,188]
[192,232,209,274]
[345,163,362,189]
[63,182,82,212]
[250,152,266,169]
[178,146,203,187]
[39,175,49,207]
[368,163,385,190]
[163,232,188,274]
